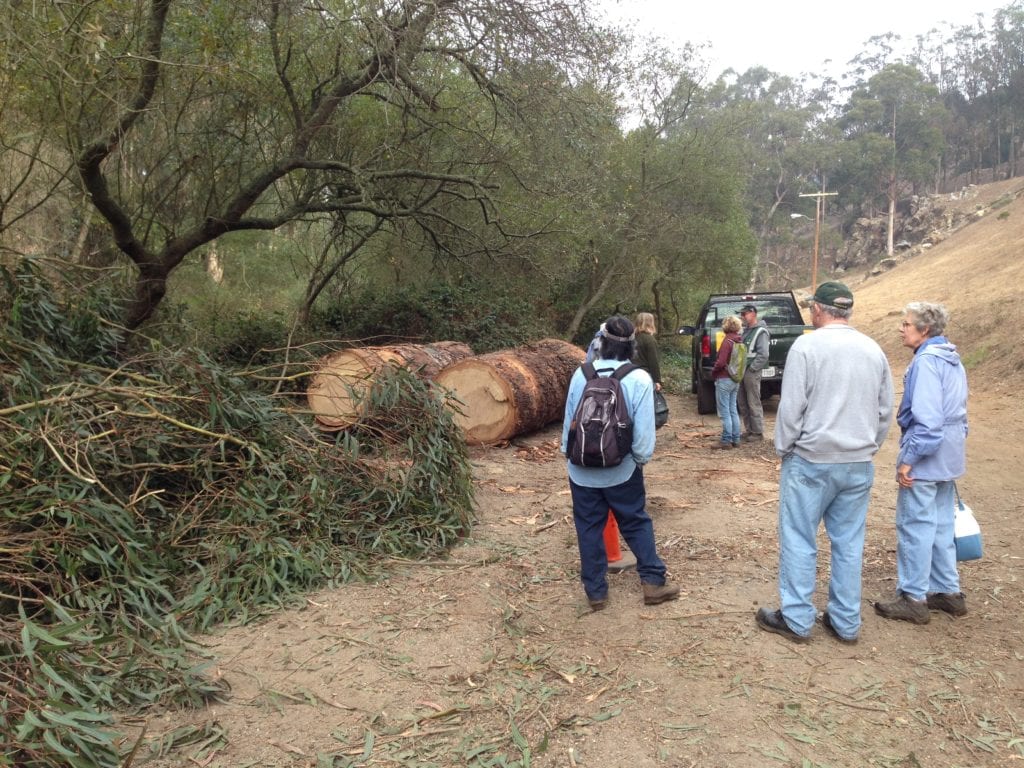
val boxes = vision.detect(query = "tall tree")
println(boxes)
[989,5,1024,178]
[12,0,606,328]
[838,63,947,254]
[560,42,757,337]
[704,66,838,288]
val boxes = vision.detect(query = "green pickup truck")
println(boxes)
[678,292,813,414]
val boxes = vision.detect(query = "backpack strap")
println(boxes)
[610,362,638,381]
[584,361,637,380]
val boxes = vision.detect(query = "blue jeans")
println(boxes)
[569,466,667,601]
[777,454,874,638]
[715,378,740,445]
[896,480,959,600]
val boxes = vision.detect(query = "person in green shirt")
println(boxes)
[632,312,662,392]
[633,312,669,428]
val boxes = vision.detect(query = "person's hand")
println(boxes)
[655,382,662,392]
[897,463,914,488]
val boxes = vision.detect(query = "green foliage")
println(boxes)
[0,261,124,366]
[839,63,946,208]
[0,261,474,767]
[314,279,553,353]
[155,233,310,365]
[206,308,293,367]
[658,340,692,394]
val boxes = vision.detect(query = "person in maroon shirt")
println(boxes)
[710,315,743,448]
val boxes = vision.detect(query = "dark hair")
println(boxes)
[598,315,636,361]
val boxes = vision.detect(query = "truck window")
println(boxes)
[761,301,802,325]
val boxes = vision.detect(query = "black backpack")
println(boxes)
[567,362,638,468]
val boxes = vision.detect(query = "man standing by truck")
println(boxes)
[738,304,771,442]
[755,282,893,644]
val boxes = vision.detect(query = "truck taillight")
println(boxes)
[701,334,711,357]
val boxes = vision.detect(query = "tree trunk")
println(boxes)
[206,243,224,284]
[308,341,473,430]
[434,338,584,445]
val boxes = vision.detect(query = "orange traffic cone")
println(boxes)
[604,510,636,572]
[603,510,622,563]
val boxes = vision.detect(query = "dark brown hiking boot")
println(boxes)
[642,582,680,605]
[927,592,967,617]
[874,593,930,625]
[588,596,609,612]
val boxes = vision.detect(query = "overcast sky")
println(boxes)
[598,0,1011,79]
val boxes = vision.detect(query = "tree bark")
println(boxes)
[308,341,473,430]
[433,338,584,445]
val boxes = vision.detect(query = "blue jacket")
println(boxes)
[897,336,968,481]
[561,358,655,488]
[584,331,602,363]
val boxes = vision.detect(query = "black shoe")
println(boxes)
[820,611,858,645]
[926,592,967,617]
[755,607,809,644]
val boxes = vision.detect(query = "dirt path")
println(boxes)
[135,379,1024,768]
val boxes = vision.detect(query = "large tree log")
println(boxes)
[434,338,584,444]
[308,341,473,430]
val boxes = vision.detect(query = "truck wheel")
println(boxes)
[696,380,716,414]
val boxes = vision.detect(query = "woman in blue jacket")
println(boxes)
[875,302,969,624]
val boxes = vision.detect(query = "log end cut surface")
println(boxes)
[436,360,515,444]
[306,352,375,429]
[435,338,582,445]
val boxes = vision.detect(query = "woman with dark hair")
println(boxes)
[561,315,679,611]
[875,302,969,624]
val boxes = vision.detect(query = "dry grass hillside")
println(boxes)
[848,177,1024,390]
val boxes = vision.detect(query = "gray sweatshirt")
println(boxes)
[774,323,894,463]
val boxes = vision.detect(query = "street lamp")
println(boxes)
[790,207,821,290]
[793,189,836,290]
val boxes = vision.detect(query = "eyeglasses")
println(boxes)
[900,321,914,328]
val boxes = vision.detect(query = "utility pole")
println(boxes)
[798,188,837,290]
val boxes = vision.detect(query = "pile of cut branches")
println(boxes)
[0,261,474,767]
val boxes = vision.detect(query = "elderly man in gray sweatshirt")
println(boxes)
[756,282,894,645]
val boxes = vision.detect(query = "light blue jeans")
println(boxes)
[896,480,959,600]
[715,378,740,445]
[777,454,874,639]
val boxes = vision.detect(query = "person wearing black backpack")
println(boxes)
[561,315,680,612]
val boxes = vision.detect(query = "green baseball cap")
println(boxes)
[813,281,854,309]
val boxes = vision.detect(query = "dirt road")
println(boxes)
[137,181,1024,766]
[136,380,1023,767]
